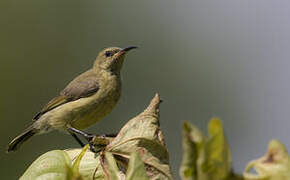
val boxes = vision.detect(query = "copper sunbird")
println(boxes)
[8,46,137,152]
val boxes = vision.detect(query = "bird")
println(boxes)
[7,46,137,152]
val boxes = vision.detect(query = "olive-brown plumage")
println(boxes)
[8,46,137,152]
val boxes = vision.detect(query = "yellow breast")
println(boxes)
[70,72,122,129]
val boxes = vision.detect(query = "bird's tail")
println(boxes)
[7,126,38,152]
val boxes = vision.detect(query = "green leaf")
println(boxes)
[198,118,232,180]
[105,152,123,180]
[65,148,104,180]
[106,93,173,180]
[126,152,149,180]
[20,150,72,180]
[179,121,204,180]
[71,144,89,179]
[243,139,290,180]
[180,118,234,180]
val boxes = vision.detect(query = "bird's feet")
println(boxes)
[88,134,117,153]
[67,127,117,153]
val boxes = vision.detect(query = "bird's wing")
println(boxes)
[33,71,99,120]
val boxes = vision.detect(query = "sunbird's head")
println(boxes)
[94,46,137,73]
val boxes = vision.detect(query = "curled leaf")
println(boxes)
[66,148,104,180]
[198,118,232,180]
[243,139,290,180]
[106,93,172,180]
[104,152,124,180]
[126,152,149,180]
[71,144,89,179]
[180,118,234,180]
[179,121,204,180]
[20,150,72,180]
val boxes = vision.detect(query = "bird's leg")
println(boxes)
[67,127,95,142]
[68,131,85,147]
[102,133,117,137]
[67,127,118,153]
[67,127,97,152]
[68,127,117,140]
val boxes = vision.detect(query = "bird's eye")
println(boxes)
[105,51,113,57]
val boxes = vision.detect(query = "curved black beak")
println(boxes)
[115,46,138,58]
[121,46,138,52]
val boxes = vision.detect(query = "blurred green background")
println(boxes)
[1,0,290,179]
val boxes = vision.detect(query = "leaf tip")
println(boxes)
[183,121,191,132]
[143,93,161,114]
[208,117,223,135]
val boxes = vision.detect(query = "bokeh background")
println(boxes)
[1,0,290,179]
